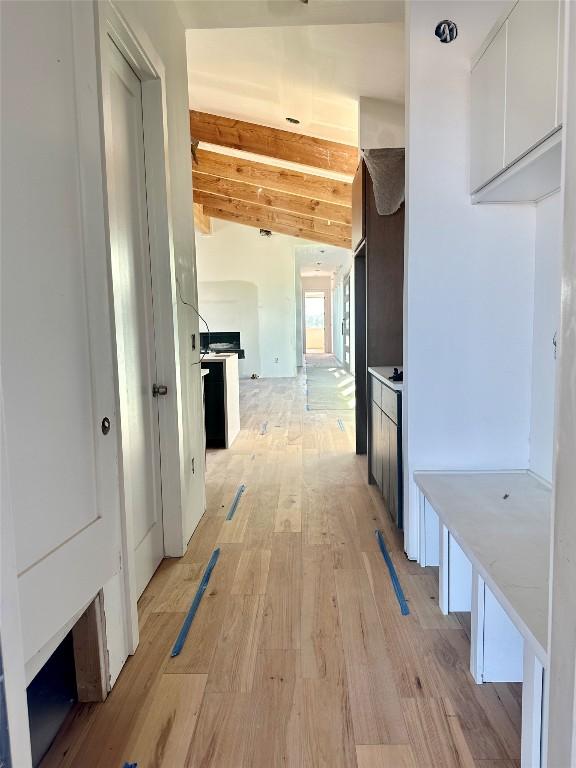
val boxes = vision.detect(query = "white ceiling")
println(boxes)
[296,243,352,278]
[186,22,404,146]
[177,1,404,31]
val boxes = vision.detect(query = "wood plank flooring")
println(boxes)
[42,372,521,767]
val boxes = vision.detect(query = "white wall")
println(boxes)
[529,193,563,483]
[403,1,537,559]
[547,3,576,760]
[295,271,304,368]
[359,96,405,149]
[196,221,298,378]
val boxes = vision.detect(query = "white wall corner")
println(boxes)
[359,95,405,150]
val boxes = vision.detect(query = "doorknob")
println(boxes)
[152,384,168,397]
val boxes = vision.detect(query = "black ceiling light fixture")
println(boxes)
[435,20,458,43]
[259,229,272,237]
[285,117,300,125]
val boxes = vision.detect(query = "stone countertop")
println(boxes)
[414,470,551,663]
[368,366,403,392]
[201,352,239,362]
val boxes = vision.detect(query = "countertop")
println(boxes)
[368,366,403,392]
[414,470,551,663]
[201,352,239,362]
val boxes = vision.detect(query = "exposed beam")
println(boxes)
[193,172,351,226]
[207,208,351,248]
[194,190,351,245]
[195,149,352,206]
[190,111,358,175]
[203,206,350,249]
[193,203,212,234]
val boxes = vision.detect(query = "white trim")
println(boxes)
[1,389,32,767]
[522,646,544,768]
[97,1,186,653]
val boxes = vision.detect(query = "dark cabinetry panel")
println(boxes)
[351,160,366,252]
[369,373,403,529]
[201,361,226,448]
[366,177,404,368]
[371,402,382,489]
[353,157,404,457]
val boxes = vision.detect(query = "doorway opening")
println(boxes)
[304,291,326,354]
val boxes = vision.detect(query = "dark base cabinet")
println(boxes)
[202,361,226,448]
[369,371,403,529]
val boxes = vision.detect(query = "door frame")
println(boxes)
[343,270,352,371]
[303,290,327,354]
[98,1,184,652]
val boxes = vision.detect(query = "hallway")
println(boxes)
[42,374,520,768]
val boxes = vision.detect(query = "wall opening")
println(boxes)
[26,597,106,766]
[27,633,77,766]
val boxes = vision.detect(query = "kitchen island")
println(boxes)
[201,353,240,448]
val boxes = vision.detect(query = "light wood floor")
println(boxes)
[42,373,521,768]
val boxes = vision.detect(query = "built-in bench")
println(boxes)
[414,471,551,768]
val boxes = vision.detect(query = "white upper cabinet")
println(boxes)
[471,23,507,192]
[505,0,561,167]
[470,0,563,200]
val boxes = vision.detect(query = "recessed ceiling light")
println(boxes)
[316,261,322,265]
[285,117,300,125]
[319,249,325,254]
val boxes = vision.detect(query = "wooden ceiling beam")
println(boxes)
[203,205,350,249]
[193,203,212,234]
[195,148,352,206]
[193,189,351,244]
[190,111,358,175]
[193,172,351,226]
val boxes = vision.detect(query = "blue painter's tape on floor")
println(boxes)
[226,484,246,521]
[171,548,221,657]
[337,418,345,432]
[375,529,410,616]
[260,421,268,435]
[123,763,138,768]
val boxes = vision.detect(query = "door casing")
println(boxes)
[98,1,185,653]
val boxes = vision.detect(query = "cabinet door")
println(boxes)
[370,403,382,489]
[389,421,398,525]
[505,0,561,166]
[471,23,507,191]
[381,412,391,509]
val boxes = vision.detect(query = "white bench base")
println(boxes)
[421,494,544,768]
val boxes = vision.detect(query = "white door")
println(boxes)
[103,39,164,597]
[2,1,122,665]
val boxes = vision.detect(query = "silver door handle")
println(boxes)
[152,384,168,397]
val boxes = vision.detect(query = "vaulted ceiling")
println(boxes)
[191,111,356,248]
[187,20,404,248]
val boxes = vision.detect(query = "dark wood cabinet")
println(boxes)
[371,402,382,490]
[353,157,404,456]
[369,372,403,528]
